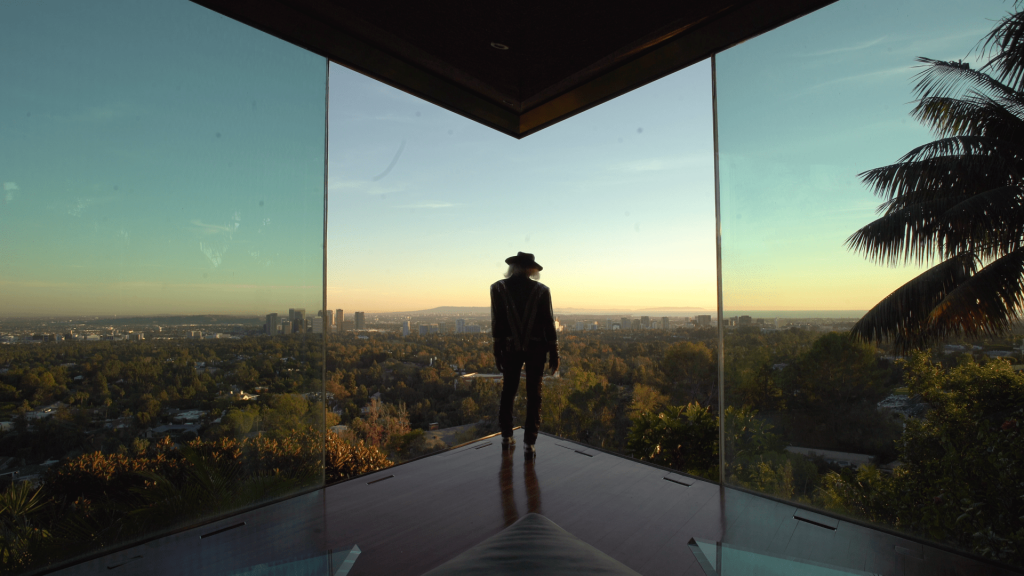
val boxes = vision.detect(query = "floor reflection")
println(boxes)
[499,446,543,526]
[524,458,543,515]
[500,448,518,526]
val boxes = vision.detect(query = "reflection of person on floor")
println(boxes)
[491,252,559,460]
[499,448,543,526]
[500,449,518,526]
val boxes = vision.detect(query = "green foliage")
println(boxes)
[0,430,391,574]
[662,341,716,405]
[627,383,668,421]
[325,432,393,484]
[11,322,1010,570]
[0,482,49,571]
[724,406,818,499]
[542,370,625,447]
[766,333,901,456]
[817,352,1024,565]
[627,402,719,479]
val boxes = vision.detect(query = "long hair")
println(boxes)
[505,264,541,280]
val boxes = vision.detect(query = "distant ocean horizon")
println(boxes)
[720,310,866,319]
[383,306,869,319]
[0,309,868,321]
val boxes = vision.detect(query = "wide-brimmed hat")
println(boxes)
[505,251,543,271]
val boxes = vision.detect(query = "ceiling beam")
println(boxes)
[190,0,838,138]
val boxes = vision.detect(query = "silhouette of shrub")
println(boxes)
[325,432,392,483]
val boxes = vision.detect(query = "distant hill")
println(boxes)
[393,306,864,318]
[635,306,707,312]
[404,307,491,315]
[81,315,264,326]
[400,306,715,316]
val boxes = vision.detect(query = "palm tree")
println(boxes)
[848,4,1024,352]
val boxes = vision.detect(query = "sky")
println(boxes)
[1,0,1011,317]
[0,0,325,317]
[717,0,1009,311]
[326,63,717,313]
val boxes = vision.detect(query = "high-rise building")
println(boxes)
[739,315,752,326]
[621,317,631,330]
[575,321,586,331]
[631,319,642,330]
[355,312,365,330]
[402,321,410,337]
[696,315,712,326]
[429,324,439,334]
[419,325,429,336]
[605,319,613,330]
[662,316,670,331]
[439,322,447,334]
[311,317,324,334]
[289,308,306,333]
[465,325,481,334]
[456,318,465,333]
[281,320,291,334]
[324,309,334,331]
[336,309,344,329]
[266,313,279,335]
[641,316,651,329]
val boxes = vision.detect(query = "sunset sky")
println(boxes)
[716,0,1005,312]
[326,61,717,313]
[1,0,325,317]
[0,0,1008,317]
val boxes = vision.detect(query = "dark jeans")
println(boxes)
[499,347,547,445]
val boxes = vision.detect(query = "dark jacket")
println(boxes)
[490,274,558,354]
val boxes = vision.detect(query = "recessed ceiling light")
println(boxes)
[490,42,509,50]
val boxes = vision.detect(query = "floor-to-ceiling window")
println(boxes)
[326,61,720,475]
[0,0,327,571]
[717,0,1024,567]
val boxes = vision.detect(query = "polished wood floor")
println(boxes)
[55,430,1020,576]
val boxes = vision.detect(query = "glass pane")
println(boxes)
[0,0,326,571]
[327,60,718,476]
[688,538,876,576]
[717,0,1022,568]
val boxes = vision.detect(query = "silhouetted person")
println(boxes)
[491,252,559,459]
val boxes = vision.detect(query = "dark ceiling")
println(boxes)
[190,0,837,137]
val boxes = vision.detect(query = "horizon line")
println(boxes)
[0,308,870,320]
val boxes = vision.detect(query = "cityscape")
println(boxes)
[3,0,1023,571]
[1,305,1022,574]
[1,308,868,345]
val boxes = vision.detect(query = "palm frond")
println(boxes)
[912,58,1021,106]
[931,185,1024,259]
[851,255,976,351]
[849,196,966,266]
[852,250,1024,352]
[979,8,1024,92]
[859,136,1021,202]
[929,248,1024,338]
[847,186,1024,266]
[912,93,1024,140]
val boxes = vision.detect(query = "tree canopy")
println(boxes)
[850,4,1024,351]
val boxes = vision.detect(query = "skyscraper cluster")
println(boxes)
[266,307,361,335]
[265,308,309,334]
